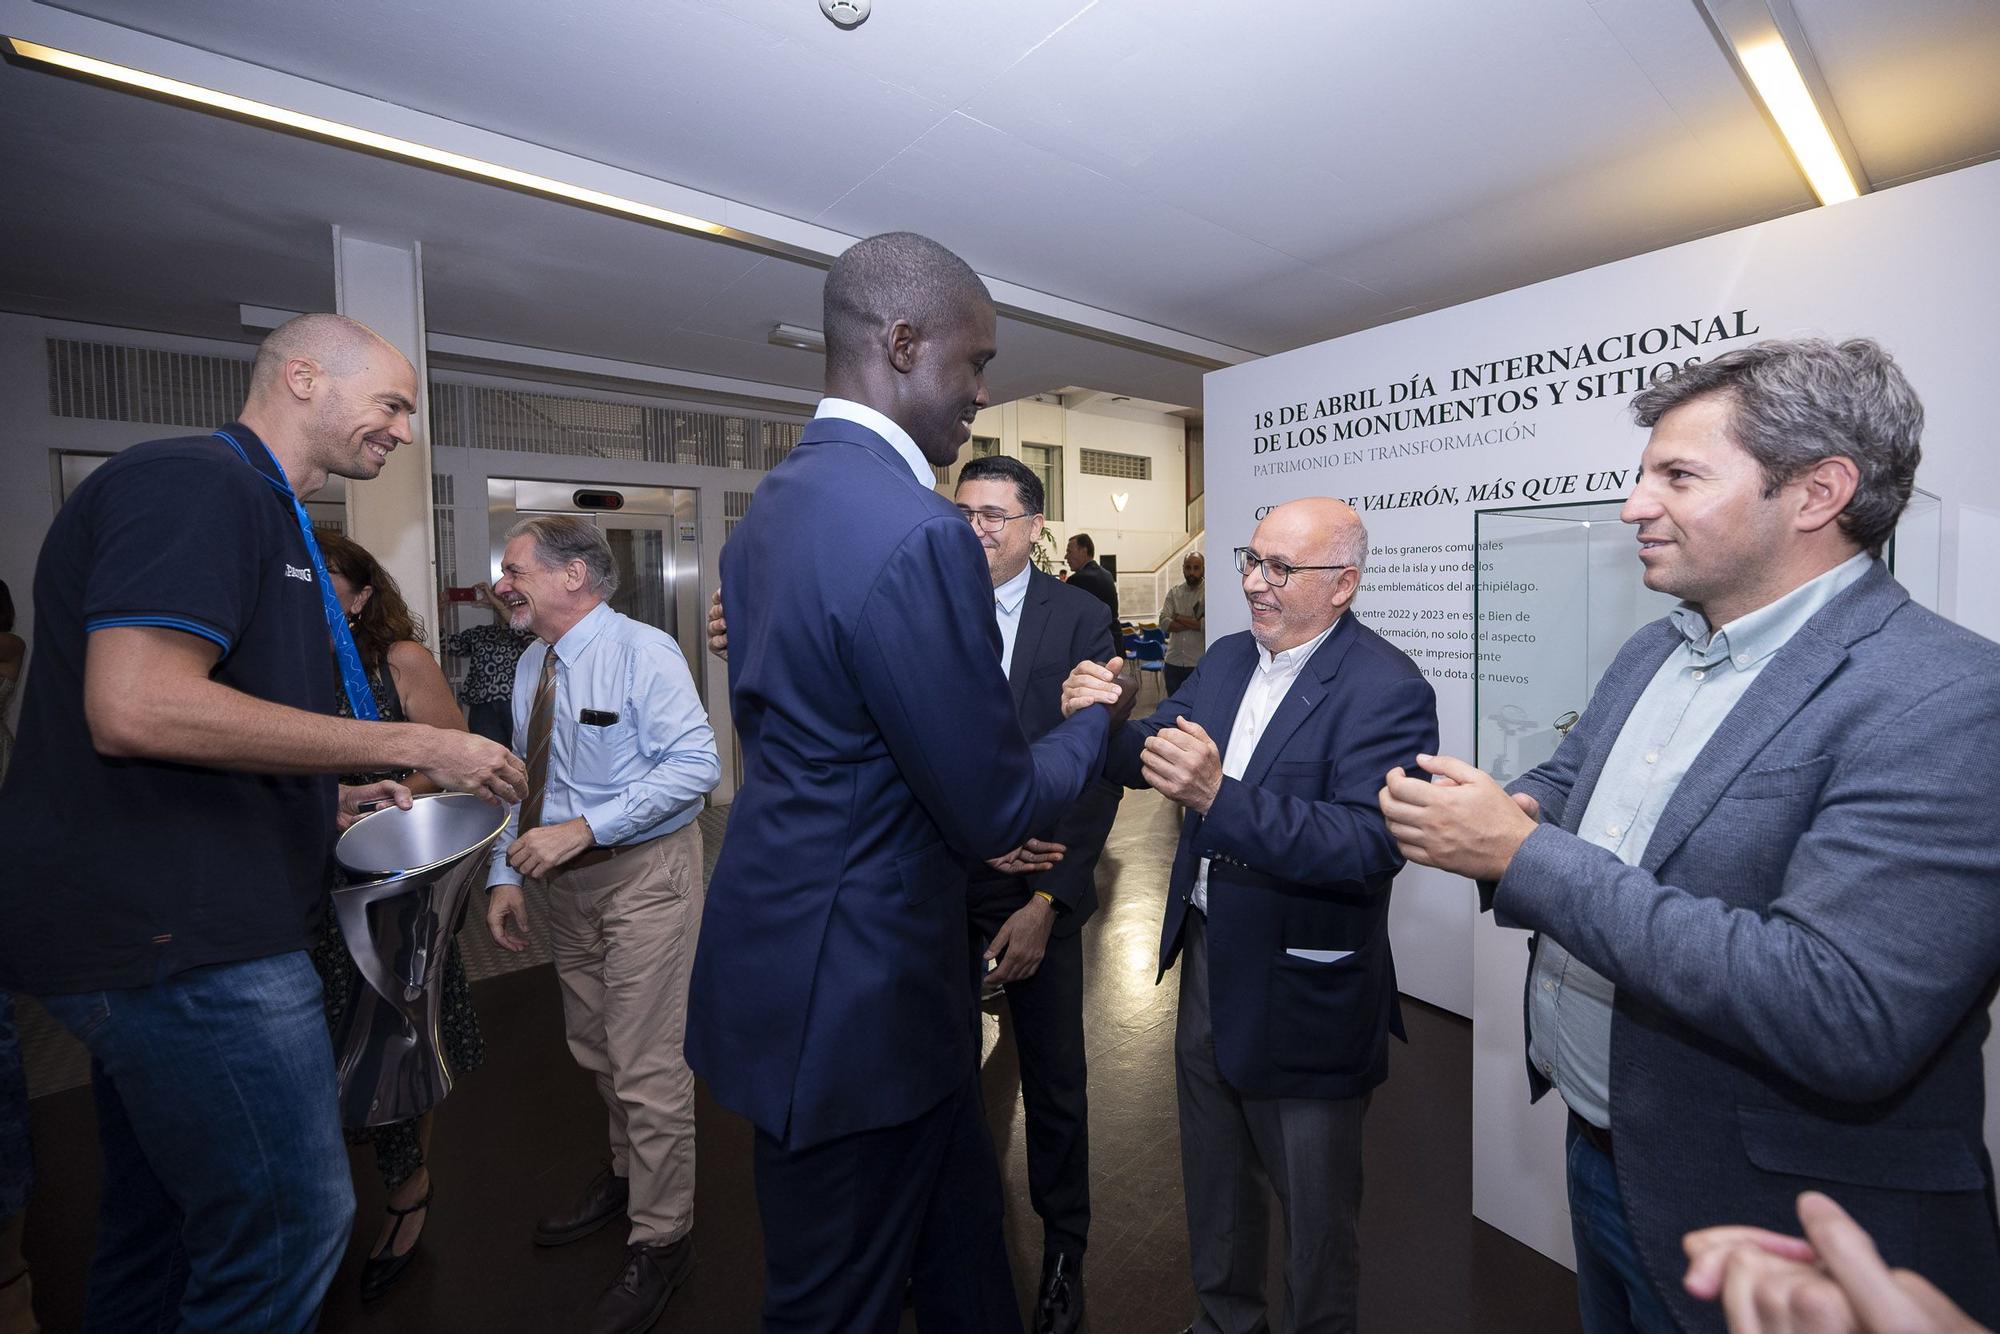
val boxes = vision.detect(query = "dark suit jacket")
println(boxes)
[1067,560,1119,620]
[1105,616,1437,1099]
[686,418,1109,1150]
[966,567,1125,932]
[1495,562,2000,1330]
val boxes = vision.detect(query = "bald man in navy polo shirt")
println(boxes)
[0,314,524,1331]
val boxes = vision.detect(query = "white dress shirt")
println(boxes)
[488,601,720,886]
[815,397,934,488]
[1190,616,1341,912]
[992,561,1033,680]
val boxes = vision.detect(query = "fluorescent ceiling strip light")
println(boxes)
[4,35,1240,370]
[1735,35,1859,205]
[4,37,742,240]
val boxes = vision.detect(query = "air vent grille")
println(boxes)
[1079,447,1151,481]
[48,339,253,427]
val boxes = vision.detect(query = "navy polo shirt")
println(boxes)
[0,424,341,994]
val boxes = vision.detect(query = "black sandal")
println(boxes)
[358,1187,432,1302]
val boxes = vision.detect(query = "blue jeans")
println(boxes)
[1567,1118,1679,1334]
[39,952,355,1333]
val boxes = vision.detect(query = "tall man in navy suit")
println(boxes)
[1067,497,1439,1334]
[1381,339,2000,1334]
[706,451,1125,1334]
[685,232,1126,1333]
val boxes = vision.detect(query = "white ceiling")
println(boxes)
[2,0,1996,411]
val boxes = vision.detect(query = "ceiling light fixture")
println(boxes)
[1,33,1237,371]
[1,36,792,252]
[767,323,827,353]
[1696,0,1865,206]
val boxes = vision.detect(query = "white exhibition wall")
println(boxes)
[1203,159,2000,1264]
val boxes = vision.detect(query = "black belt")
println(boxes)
[567,832,665,872]
[1570,1110,1614,1161]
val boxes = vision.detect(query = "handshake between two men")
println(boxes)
[707,585,1139,887]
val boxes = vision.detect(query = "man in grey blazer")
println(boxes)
[1380,337,2000,1334]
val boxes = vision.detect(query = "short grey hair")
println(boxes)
[1328,514,1369,575]
[1629,337,1921,556]
[508,516,619,598]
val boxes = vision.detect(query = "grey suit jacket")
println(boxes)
[1494,560,2000,1331]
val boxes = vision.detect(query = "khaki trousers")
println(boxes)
[543,820,705,1246]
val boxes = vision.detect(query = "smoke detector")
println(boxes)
[820,0,870,27]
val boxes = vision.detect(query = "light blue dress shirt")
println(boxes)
[1527,552,1874,1128]
[993,561,1032,680]
[815,397,935,488]
[487,600,719,886]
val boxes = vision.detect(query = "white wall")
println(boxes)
[1204,159,2000,1266]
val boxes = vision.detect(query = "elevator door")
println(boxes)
[487,479,704,704]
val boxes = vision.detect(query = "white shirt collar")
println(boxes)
[993,561,1033,615]
[1256,613,1340,674]
[815,397,935,488]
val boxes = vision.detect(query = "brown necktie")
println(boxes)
[517,648,558,832]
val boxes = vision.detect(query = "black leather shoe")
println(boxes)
[1033,1251,1084,1334]
[583,1237,694,1334]
[534,1163,629,1247]
[358,1186,430,1301]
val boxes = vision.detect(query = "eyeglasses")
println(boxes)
[957,506,1034,535]
[1233,547,1352,587]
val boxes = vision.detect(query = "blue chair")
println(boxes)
[1130,636,1166,702]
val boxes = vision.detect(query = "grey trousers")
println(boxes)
[1177,911,1369,1334]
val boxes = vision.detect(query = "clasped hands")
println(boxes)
[1376,754,1540,883]
[1060,657,1138,724]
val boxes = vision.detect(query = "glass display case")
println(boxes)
[1472,488,1940,782]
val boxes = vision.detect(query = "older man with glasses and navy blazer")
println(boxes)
[1067,496,1438,1334]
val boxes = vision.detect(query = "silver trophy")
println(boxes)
[331,793,510,1128]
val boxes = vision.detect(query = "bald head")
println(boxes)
[237,313,418,495]
[249,313,400,395]
[1240,498,1367,652]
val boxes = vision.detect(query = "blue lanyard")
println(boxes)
[212,427,380,722]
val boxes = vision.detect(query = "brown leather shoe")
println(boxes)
[533,1163,629,1247]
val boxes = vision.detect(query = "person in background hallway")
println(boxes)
[484,515,719,1334]
[1380,338,2000,1334]
[1684,1192,1990,1334]
[1067,498,1438,1334]
[1159,551,1206,695]
[0,312,524,1332]
[686,231,1126,1334]
[310,532,486,1300]
[704,450,1124,1334]
[1064,532,1119,622]
[443,580,534,745]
